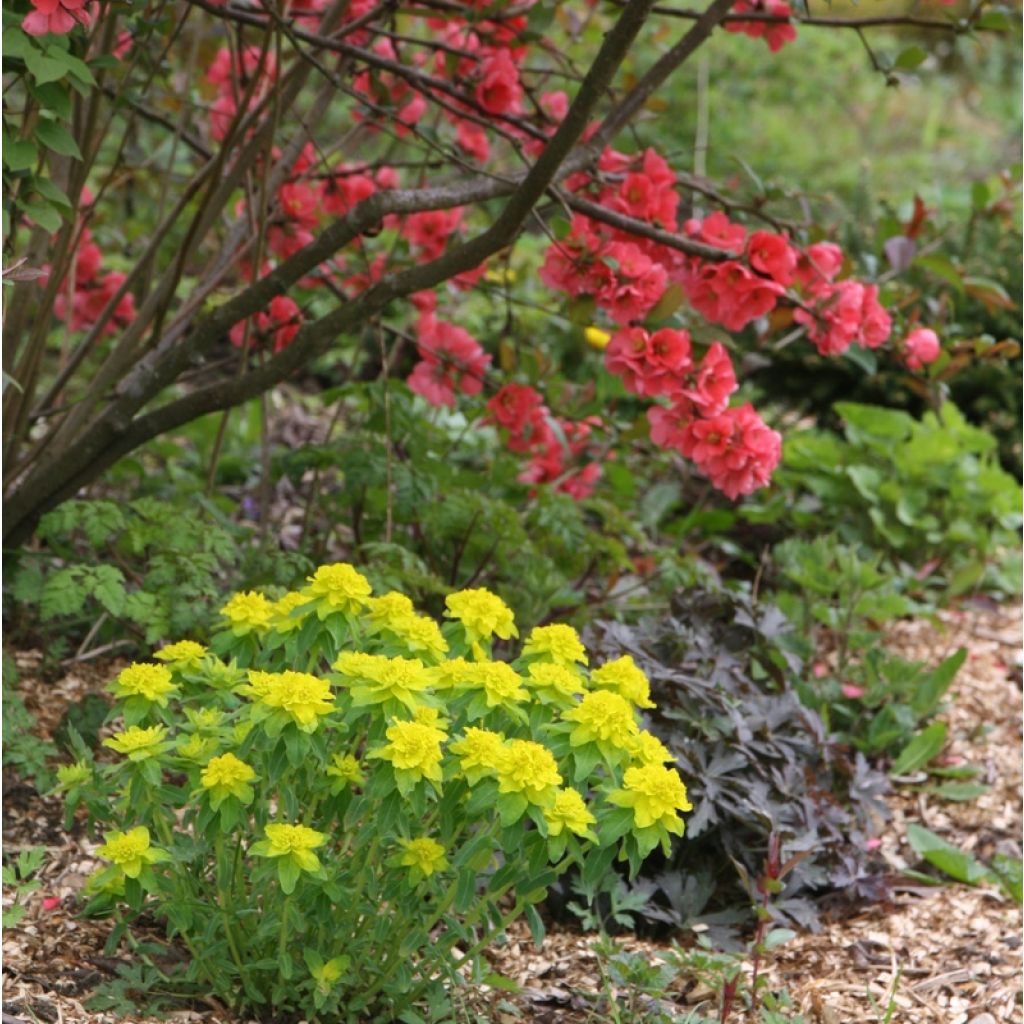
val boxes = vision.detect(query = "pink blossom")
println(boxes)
[22,0,94,35]
[840,684,866,699]
[407,316,491,407]
[904,327,941,370]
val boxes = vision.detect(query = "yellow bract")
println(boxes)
[589,654,655,709]
[608,764,693,835]
[521,624,588,667]
[562,690,639,750]
[449,726,505,783]
[338,653,432,711]
[494,739,561,806]
[201,753,256,802]
[97,826,165,878]
[302,562,372,617]
[220,591,274,635]
[270,591,309,633]
[584,325,612,350]
[398,836,448,878]
[526,662,585,700]
[369,719,446,784]
[627,731,675,766]
[326,753,365,787]
[457,660,528,708]
[153,640,207,667]
[256,671,335,731]
[544,788,597,838]
[111,662,178,705]
[261,823,326,871]
[445,588,518,648]
[103,724,168,759]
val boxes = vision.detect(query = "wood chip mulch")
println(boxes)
[3,602,1021,1024]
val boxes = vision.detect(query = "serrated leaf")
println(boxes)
[88,565,126,616]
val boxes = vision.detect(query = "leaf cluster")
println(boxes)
[572,587,890,939]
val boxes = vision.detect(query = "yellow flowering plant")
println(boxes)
[69,566,691,1022]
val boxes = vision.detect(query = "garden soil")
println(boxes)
[3,601,1021,1024]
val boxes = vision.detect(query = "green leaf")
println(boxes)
[975,10,1010,29]
[21,200,62,232]
[23,48,70,86]
[914,254,963,292]
[524,903,545,949]
[2,136,37,172]
[32,177,71,211]
[89,565,127,617]
[933,781,989,802]
[761,928,797,950]
[482,972,522,994]
[894,45,927,70]
[890,722,946,776]
[906,824,992,886]
[910,648,965,717]
[39,566,87,619]
[34,119,82,159]
[2,27,34,59]
[991,854,1023,904]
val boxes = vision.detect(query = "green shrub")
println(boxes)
[65,564,692,1021]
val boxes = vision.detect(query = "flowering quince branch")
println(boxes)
[62,570,694,1018]
[2,0,961,543]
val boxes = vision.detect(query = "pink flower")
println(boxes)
[475,50,523,115]
[407,316,491,407]
[840,684,866,699]
[725,0,797,52]
[402,208,464,261]
[22,0,94,35]
[904,327,941,370]
[485,383,551,452]
[685,342,737,416]
[747,230,797,286]
[605,326,693,397]
[864,838,882,851]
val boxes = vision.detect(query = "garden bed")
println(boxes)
[3,600,1020,1024]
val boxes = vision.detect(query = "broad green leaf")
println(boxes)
[933,781,989,802]
[23,48,70,85]
[894,45,927,70]
[34,119,82,159]
[910,648,965,717]
[906,824,992,886]
[21,200,63,231]
[890,722,946,776]
[914,254,963,292]
[991,855,1023,904]
[2,136,37,172]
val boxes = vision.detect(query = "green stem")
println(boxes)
[215,836,249,986]
[278,892,293,968]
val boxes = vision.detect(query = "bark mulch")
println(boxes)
[3,602,1021,1024]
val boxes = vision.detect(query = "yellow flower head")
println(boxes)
[220,591,274,636]
[369,719,446,785]
[56,760,92,790]
[527,662,586,701]
[333,651,382,679]
[110,662,178,705]
[303,563,372,618]
[584,325,611,351]
[184,707,225,732]
[449,726,505,783]
[522,624,588,667]
[153,641,207,668]
[365,592,416,629]
[260,823,325,871]
[344,654,432,711]
[97,826,167,878]
[257,671,335,731]
[589,655,655,709]
[494,739,561,805]
[608,764,692,835]
[387,614,449,663]
[398,836,448,879]
[103,724,169,760]
[562,690,639,750]
[627,730,675,767]
[544,787,597,839]
[426,656,476,691]
[326,753,365,788]
[201,752,257,805]
[178,733,218,761]
[457,660,528,708]
[270,591,309,633]
[445,588,518,648]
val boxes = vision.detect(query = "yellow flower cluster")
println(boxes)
[220,591,274,636]
[110,662,178,705]
[201,753,257,806]
[522,624,588,667]
[97,826,169,878]
[154,640,207,667]
[250,671,335,731]
[445,588,518,650]
[334,652,432,711]
[303,563,372,619]
[369,718,447,789]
